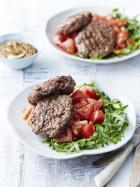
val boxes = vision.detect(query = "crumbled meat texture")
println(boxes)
[75,21,115,58]
[28,95,73,138]
[57,12,92,35]
[28,75,76,106]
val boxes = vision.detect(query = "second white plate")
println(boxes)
[46,5,140,64]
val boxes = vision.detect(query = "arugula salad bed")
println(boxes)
[43,83,129,153]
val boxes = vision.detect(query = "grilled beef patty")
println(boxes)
[57,12,92,35]
[75,21,115,58]
[28,95,73,138]
[28,75,76,106]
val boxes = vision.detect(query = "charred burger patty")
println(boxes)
[28,95,73,138]
[57,12,92,35]
[28,75,76,106]
[75,21,115,58]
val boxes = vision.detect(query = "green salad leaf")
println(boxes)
[112,8,123,19]
[43,83,128,153]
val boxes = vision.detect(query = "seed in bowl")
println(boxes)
[0,40,37,59]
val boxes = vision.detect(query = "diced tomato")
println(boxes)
[115,30,129,48]
[71,120,88,137]
[94,99,103,111]
[87,98,97,105]
[74,98,88,110]
[80,87,100,100]
[71,90,85,104]
[81,122,94,138]
[87,98,103,111]
[90,110,105,125]
[52,34,67,45]
[118,30,129,44]
[56,128,73,142]
[74,112,82,120]
[75,103,94,120]
[58,38,77,54]
[114,18,127,27]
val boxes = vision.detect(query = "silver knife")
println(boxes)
[94,125,140,187]
[129,129,140,187]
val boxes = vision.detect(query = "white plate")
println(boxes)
[46,6,140,64]
[7,76,136,159]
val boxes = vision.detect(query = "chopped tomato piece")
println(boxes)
[94,99,103,111]
[87,98,103,111]
[114,18,127,27]
[81,122,94,138]
[90,110,105,125]
[87,98,97,105]
[116,30,129,48]
[56,128,73,142]
[74,98,88,109]
[71,120,88,137]
[71,90,85,104]
[58,38,77,54]
[75,103,94,120]
[80,87,100,100]
[52,34,67,45]
[74,112,82,120]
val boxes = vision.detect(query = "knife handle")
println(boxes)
[94,143,134,187]
[129,144,140,187]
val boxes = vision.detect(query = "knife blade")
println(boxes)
[129,129,140,187]
[94,125,140,187]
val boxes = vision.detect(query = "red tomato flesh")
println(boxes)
[71,90,85,104]
[75,103,94,120]
[58,38,77,54]
[87,98,103,111]
[90,110,105,125]
[74,98,89,110]
[80,87,100,100]
[53,34,67,45]
[71,120,88,137]
[81,122,94,138]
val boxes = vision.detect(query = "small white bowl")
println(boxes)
[0,32,43,69]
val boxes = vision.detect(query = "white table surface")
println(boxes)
[0,0,140,186]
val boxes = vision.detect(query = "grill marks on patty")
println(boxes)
[27,76,75,138]
[75,21,115,58]
[28,75,76,106]
[55,12,116,58]
[57,12,92,35]
[28,95,73,138]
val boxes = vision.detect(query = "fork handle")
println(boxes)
[129,144,140,187]
[94,143,134,187]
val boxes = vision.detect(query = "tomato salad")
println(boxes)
[44,83,129,153]
[53,9,140,59]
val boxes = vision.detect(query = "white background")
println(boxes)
[0,0,140,187]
